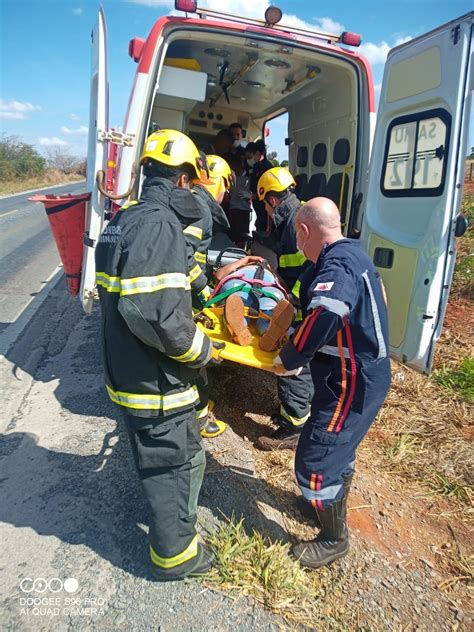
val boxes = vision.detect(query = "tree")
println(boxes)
[0,134,46,181]
[280,160,289,168]
[267,150,279,166]
[44,148,83,175]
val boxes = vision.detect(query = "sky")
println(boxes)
[1,0,472,161]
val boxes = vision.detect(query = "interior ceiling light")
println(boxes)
[207,75,217,86]
[264,5,283,27]
[205,48,231,58]
[264,59,290,69]
[244,80,265,88]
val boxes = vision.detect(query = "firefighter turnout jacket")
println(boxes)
[271,192,310,298]
[95,177,213,418]
[193,183,230,235]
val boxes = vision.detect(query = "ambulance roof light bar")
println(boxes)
[174,3,361,48]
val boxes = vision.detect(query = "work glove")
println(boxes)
[197,285,212,307]
[272,355,302,377]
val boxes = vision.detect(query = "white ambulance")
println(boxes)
[83,2,473,374]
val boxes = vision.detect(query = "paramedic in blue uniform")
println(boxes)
[274,197,391,569]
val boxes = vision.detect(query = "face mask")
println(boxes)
[296,227,307,256]
[246,158,256,168]
[234,139,248,149]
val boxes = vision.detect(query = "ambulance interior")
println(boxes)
[147,30,362,231]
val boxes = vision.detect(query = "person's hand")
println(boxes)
[272,355,302,376]
[242,255,264,265]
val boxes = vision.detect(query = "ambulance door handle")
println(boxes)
[96,164,137,201]
[454,214,468,237]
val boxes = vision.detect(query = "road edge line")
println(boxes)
[0,266,65,357]
[0,180,86,200]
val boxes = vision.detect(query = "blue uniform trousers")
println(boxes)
[295,356,391,508]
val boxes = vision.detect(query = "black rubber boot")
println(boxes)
[296,473,353,526]
[150,543,215,582]
[292,476,353,569]
[200,418,227,438]
[256,425,302,451]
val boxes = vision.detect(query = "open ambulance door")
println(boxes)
[80,6,109,313]
[361,12,473,374]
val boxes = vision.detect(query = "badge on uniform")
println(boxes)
[315,282,334,291]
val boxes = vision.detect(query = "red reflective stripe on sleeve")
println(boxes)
[294,307,323,352]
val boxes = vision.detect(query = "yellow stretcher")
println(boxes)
[195,306,280,373]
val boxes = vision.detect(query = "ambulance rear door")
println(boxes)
[361,12,473,373]
[80,6,109,313]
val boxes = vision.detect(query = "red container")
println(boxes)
[29,193,91,295]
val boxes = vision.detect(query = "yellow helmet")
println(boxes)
[140,129,202,179]
[195,155,234,201]
[257,167,296,201]
[207,155,233,189]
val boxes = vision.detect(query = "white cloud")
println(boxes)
[394,35,413,46]
[313,17,345,34]
[358,35,413,65]
[60,125,88,136]
[39,137,68,147]
[127,0,270,17]
[0,99,41,120]
[72,8,83,15]
[358,41,391,65]
[69,113,80,121]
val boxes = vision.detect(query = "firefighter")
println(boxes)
[253,167,314,450]
[274,197,391,568]
[193,153,232,236]
[95,129,221,581]
[192,154,235,439]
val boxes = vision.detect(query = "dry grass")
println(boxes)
[205,515,323,624]
[372,361,473,504]
[0,171,84,196]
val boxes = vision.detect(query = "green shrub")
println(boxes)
[0,134,46,181]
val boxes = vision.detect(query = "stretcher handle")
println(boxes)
[215,247,248,269]
[96,164,137,201]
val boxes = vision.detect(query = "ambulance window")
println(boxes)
[381,109,451,197]
[297,146,308,168]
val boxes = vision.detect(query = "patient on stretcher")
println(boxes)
[212,255,294,352]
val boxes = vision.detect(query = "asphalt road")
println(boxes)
[0,182,86,333]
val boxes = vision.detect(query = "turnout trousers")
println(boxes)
[295,356,391,508]
[124,409,206,576]
[277,365,315,430]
